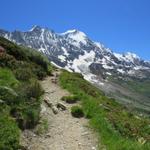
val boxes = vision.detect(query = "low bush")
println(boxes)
[14,68,33,81]
[0,86,18,105]
[25,79,44,99]
[0,53,17,69]
[61,95,79,104]
[32,67,47,80]
[71,106,84,118]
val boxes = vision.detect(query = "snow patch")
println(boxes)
[61,29,77,35]
[106,72,112,75]
[103,64,114,69]
[71,51,95,73]
[62,47,69,56]
[58,55,66,62]
[117,69,125,74]
[51,61,62,68]
[62,29,87,46]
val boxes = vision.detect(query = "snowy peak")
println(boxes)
[61,29,88,46]
[0,26,150,114]
[124,52,140,61]
[61,29,86,36]
[29,25,42,32]
[61,29,78,35]
[114,52,141,65]
[0,25,149,79]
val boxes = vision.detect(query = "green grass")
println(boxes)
[59,70,150,150]
[110,76,150,98]
[0,68,19,88]
[0,106,20,150]
[61,95,80,104]
[35,119,48,135]
[71,105,84,118]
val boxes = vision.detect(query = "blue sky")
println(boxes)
[0,0,150,60]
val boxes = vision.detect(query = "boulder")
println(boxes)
[57,102,67,111]
[44,97,52,107]
[51,105,59,114]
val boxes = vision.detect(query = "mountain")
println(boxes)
[0,26,150,114]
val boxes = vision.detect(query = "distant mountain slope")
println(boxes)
[0,26,150,114]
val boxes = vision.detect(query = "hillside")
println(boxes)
[0,37,52,149]
[0,26,150,114]
[59,71,150,150]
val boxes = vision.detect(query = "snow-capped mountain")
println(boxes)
[0,26,150,113]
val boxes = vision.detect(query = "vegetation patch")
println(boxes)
[59,70,150,150]
[35,119,48,135]
[61,95,79,104]
[71,105,84,118]
[0,111,20,150]
[0,37,53,149]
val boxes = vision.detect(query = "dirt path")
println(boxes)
[20,71,100,150]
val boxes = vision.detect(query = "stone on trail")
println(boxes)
[57,102,67,111]
[44,97,52,107]
[51,105,59,114]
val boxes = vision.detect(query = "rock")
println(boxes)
[92,146,96,150]
[81,132,89,136]
[57,102,67,111]
[55,73,59,77]
[52,105,59,114]
[41,104,47,114]
[51,78,57,84]
[45,133,51,138]
[44,97,52,107]
[78,143,82,146]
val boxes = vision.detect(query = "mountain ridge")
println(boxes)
[0,26,150,113]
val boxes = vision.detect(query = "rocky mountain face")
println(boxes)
[0,26,150,114]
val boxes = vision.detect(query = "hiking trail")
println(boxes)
[20,71,100,150]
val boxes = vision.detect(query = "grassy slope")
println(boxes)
[0,37,52,149]
[110,76,150,99]
[59,71,150,150]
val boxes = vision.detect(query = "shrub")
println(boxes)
[71,106,84,118]
[22,105,40,129]
[0,53,17,69]
[28,52,48,71]
[32,67,47,80]
[11,103,41,130]
[61,95,79,104]
[25,79,44,99]
[14,68,33,81]
[0,37,28,61]
[0,86,18,105]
